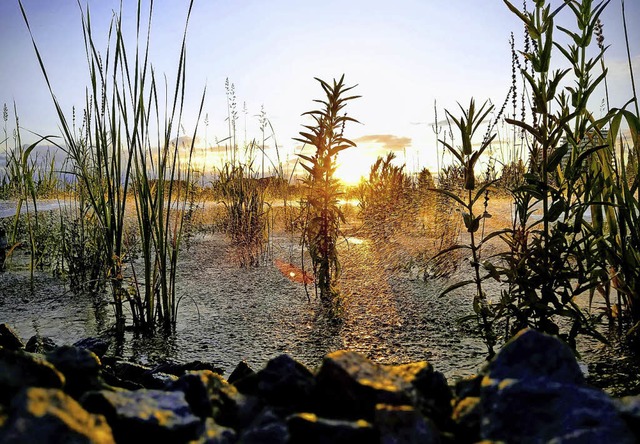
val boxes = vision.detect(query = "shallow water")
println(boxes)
[1,232,638,396]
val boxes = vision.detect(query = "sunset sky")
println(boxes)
[1,0,639,184]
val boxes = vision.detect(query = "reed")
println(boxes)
[20,0,203,333]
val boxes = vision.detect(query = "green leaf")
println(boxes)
[439,279,475,298]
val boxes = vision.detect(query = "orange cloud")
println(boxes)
[354,134,412,152]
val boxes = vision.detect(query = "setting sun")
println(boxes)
[335,146,376,185]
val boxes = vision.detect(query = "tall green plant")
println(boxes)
[21,0,202,333]
[433,99,501,357]
[499,0,609,345]
[295,75,360,308]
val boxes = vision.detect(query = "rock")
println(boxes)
[287,412,377,443]
[228,360,256,385]
[454,374,483,400]
[73,337,110,359]
[314,350,413,420]
[170,369,260,429]
[0,324,25,351]
[375,404,441,444]
[451,396,481,443]
[0,387,114,444]
[193,417,236,444]
[616,395,640,438]
[487,328,584,385]
[142,372,179,390]
[0,348,64,403]
[25,335,58,354]
[229,360,259,397]
[46,345,104,396]
[386,361,452,429]
[480,377,635,443]
[82,389,201,444]
[104,360,151,388]
[256,354,315,410]
[151,359,224,377]
[237,407,289,444]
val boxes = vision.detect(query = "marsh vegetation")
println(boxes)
[1,0,639,397]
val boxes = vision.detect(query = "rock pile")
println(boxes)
[0,323,638,443]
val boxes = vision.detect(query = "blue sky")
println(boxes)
[1,0,639,183]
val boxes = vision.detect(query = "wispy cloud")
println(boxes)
[354,134,412,152]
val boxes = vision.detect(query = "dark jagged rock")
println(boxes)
[193,417,236,444]
[314,350,413,420]
[0,348,64,403]
[287,412,377,443]
[73,337,110,359]
[256,354,315,410]
[374,404,441,444]
[487,328,585,385]
[0,323,25,351]
[169,369,261,429]
[454,374,483,400]
[104,360,151,388]
[151,359,224,377]
[237,407,289,444]
[0,387,114,444]
[616,395,640,437]
[100,370,144,391]
[46,345,103,397]
[143,371,179,390]
[386,361,452,429]
[481,375,635,443]
[81,389,201,444]
[25,335,58,354]
[451,396,481,443]
[228,360,255,385]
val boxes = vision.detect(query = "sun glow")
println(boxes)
[334,147,375,186]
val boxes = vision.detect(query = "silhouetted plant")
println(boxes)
[360,152,413,240]
[295,75,360,310]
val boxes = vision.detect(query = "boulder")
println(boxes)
[615,395,640,439]
[25,335,57,354]
[237,407,289,444]
[228,360,256,385]
[169,369,261,428]
[0,387,114,444]
[73,337,110,359]
[451,396,481,443]
[374,404,441,444]
[287,412,377,443]
[81,389,201,444]
[103,360,151,388]
[255,354,315,410]
[0,348,64,403]
[193,417,236,444]
[46,345,104,396]
[150,359,224,377]
[0,324,25,351]
[486,328,584,385]
[386,361,452,429]
[314,350,413,420]
[480,377,635,443]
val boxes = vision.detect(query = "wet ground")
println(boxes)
[1,228,639,396]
